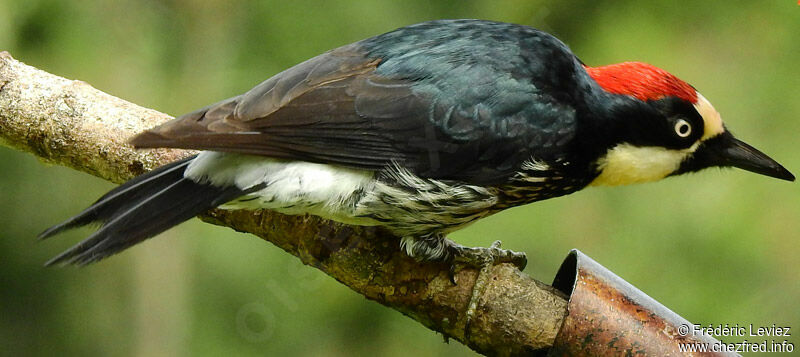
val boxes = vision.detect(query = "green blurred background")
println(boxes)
[1,1,798,356]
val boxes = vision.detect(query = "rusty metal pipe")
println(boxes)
[547,250,736,356]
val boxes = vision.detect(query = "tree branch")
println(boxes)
[0,51,568,356]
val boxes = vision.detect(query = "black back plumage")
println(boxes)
[131,20,599,186]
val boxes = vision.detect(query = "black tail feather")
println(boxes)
[41,155,246,266]
[38,156,197,241]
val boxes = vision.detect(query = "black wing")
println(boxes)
[131,40,578,185]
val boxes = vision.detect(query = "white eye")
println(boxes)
[674,119,692,138]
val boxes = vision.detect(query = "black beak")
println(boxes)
[679,132,795,181]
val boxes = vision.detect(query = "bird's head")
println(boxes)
[584,62,794,186]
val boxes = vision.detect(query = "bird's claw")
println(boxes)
[446,240,527,284]
[451,240,528,271]
[444,240,528,339]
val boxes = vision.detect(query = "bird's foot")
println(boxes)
[449,240,527,271]
[446,240,527,339]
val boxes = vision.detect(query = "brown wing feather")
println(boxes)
[129,43,427,171]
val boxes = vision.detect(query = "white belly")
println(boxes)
[184,152,379,225]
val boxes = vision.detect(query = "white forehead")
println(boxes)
[694,92,725,140]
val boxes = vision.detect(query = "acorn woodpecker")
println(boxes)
[40,19,794,267]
